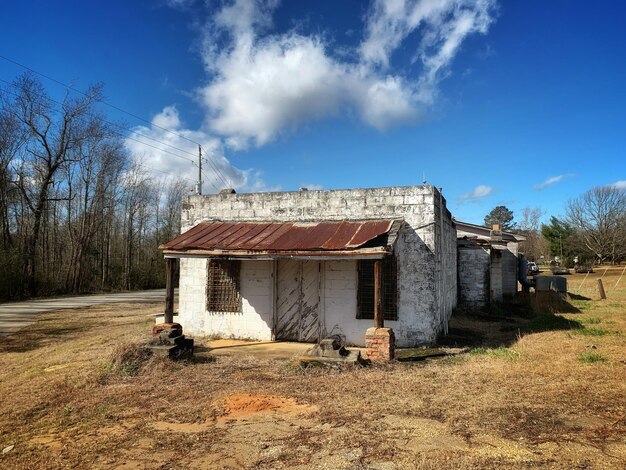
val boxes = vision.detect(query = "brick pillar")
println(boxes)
[365,327,395,361]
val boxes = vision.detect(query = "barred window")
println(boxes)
[357,257,398,321]
[206,259,241,312]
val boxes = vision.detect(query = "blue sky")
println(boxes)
[1,0,625,225]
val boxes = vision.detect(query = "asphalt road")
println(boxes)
[0,289,175,335]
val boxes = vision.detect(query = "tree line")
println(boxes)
[483,185,626,265]
[0,74,189,300]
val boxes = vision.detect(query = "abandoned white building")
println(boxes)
[456,220,525,307]
[159,186,457,347]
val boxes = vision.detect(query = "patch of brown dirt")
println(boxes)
[150,393,317,434]
[219,393,317,421]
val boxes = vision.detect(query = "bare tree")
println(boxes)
[65,141,127,292]
[119,162,156,290]
[0,74,191,300]
[162,178,188,243]
[566,186,626,264]
[518,207,546,261]
[0,102,27,249]
[9,73,112,294]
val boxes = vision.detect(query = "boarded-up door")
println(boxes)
[275,260,320,342]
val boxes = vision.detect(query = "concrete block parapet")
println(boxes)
[365,327,396,361]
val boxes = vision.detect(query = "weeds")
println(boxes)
[571,299,592,310]
[1,272,626,469]
[577,352,607,363]
[469,346,520,360]
[106,341,153,376]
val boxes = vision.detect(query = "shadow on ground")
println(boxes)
[0,322,89,353]
[439,293,587,348]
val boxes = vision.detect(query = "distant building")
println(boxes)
[455,220,526,306]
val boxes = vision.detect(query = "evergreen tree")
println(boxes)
[484,206,515,230]
[540,216,578,260]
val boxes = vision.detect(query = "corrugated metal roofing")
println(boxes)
[160,220,401,253]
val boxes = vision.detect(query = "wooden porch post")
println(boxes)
[164,257,175,323]
[374,259,383,328]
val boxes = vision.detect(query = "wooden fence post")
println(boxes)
[597,278,607,300]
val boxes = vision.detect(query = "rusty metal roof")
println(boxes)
[160,220,402,256]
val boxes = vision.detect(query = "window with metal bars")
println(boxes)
[206,259,241,312]
[356,257,398,321]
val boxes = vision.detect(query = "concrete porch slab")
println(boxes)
[205,339,366,361]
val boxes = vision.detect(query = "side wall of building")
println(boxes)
[178,186,456,346]
[457,246,490,307]
[434,191,458,335]
[502,241,519,295]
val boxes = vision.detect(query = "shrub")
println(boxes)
[107,341,153,376]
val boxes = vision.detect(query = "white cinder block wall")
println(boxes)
[178,259,274,340]
[178,186,457,347]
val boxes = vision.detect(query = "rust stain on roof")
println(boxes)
[160,220,401,253]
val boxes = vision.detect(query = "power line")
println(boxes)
[0,58,234,188]
[140,165,197,184]
[0,54,202,146]
[0,86,206,177]
[1,98,199,189]
[203,155,230,189]
[0,80,222,185]
[201,168,222,193]
[0,77,199,162]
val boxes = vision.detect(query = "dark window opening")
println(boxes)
[357,257,398,321]
[206,259,241,312]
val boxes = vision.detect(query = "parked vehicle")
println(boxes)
[527,262,540,276]
[550,265,570,275]
[574,264,594,273]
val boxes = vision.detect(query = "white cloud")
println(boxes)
[533,173,574,191]
[124,106,266,193]
[145,0,497,189]
[362,0,495,101]
[459,184,493,200]
[609,180,626,189]
[198,0,497,148]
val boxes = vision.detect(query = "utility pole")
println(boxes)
[197,144,203,195]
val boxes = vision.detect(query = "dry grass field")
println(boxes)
[1,267,625,469]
